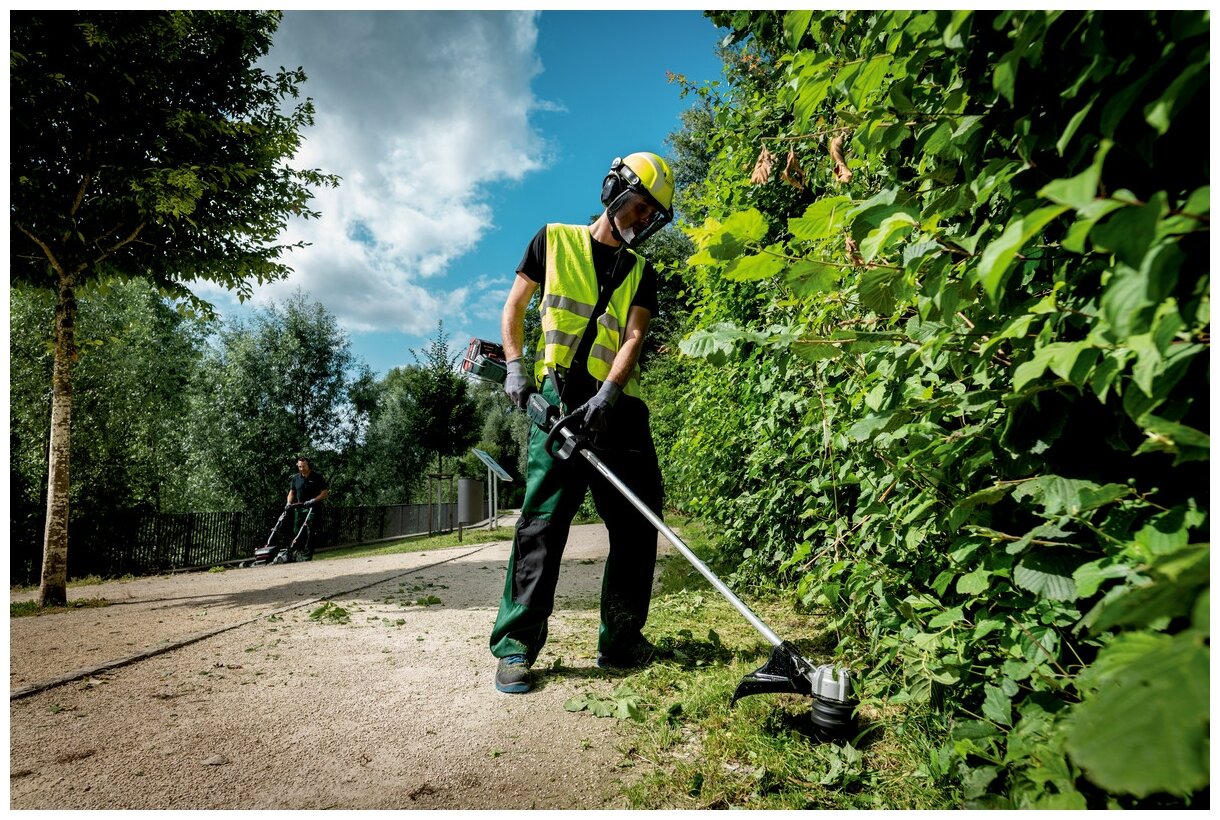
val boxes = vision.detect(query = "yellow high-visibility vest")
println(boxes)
[532,223,644,397]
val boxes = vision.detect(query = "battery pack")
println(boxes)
[461,338,507,384]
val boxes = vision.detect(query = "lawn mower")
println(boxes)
[466,338,858,736]
[250,504,314,566]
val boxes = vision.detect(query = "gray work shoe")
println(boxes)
[495,654,532,694]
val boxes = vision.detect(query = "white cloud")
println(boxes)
[251,10,547,335]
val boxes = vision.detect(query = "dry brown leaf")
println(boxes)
[845,236,864,265]
[750,145,776,185]
[829,134,853,184]
[780,149,806,190]
[828,134,847,165]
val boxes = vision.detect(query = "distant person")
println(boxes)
[490,152,673,694]
[286,456,329,560]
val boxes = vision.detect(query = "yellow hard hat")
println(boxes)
[619,152,674,212]
[601,151,675,247]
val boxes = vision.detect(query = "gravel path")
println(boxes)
[9,523,658,809]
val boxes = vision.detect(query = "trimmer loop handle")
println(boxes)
[543,412,588,461]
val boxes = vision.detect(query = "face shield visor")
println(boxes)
[606,168,672,248]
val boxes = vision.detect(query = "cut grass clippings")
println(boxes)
[309,601,352,625]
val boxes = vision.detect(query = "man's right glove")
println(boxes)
[573,380,622,433]
[504,357,534,408]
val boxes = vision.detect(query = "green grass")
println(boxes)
[604,519,957,810]
[11,597,112,618]
[317,525,518,561]
[10,572,142,595]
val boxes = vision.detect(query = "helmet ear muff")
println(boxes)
[600,173,624,208]
[600,157,625,208]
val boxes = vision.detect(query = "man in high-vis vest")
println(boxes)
[490,152,675,694]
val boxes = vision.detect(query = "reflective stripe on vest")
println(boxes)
[533,223,644,397]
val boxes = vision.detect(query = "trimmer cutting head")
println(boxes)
[732,643,858,737]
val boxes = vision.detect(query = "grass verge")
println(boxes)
[10,573,140,595]
[595,519,957,810]
[11,598,112,618]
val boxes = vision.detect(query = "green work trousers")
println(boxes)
[490,378,664,665]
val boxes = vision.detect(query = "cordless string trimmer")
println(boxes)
[464,338,858,736]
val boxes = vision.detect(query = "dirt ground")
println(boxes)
[8,521,665,810]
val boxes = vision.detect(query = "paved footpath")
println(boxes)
[10,528,514,695]
[9,522,660,810]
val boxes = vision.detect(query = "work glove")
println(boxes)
[573,380,622,433]
[504,357,533,408]
[303,498,316,507]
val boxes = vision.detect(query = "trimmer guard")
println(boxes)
[732,642,813,700]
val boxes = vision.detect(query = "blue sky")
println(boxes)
[200,10,729,377]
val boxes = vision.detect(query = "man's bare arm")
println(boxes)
[502,273,538,360]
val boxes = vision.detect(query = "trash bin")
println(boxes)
[457,478,485,525]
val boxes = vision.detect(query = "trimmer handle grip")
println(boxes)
[526,392,587,461]
[526,391,559,431]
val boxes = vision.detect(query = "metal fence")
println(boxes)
[10,502,459,586]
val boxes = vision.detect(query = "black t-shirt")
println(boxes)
[516,225,658,404]
[291,471,328,504]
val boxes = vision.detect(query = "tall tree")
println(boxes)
[9,280,208,583]
[10,12,338,605]
[186,292,369,510]
[403,322,480,479]
[352,368,431,505]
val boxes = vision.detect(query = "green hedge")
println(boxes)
[655,10,1208,808]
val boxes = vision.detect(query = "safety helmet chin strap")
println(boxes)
[607,196,634,245]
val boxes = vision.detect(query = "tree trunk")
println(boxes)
[39,272,77,607]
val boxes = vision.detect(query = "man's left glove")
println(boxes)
[573,380,622,433]
[302,498,316,507]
